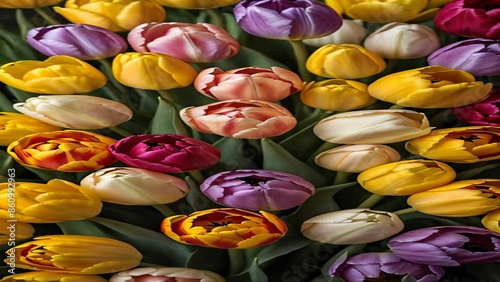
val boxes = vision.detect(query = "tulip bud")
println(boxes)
[313,109,433,144]
[0,112,61,146]
[0,220,34,245]
[405,126,500,163]
[300,79,376,111]
[407,179,500,217]
[80,167,189,205]
[303,20,367,47]
[13,95,133,130]
[0,56,107,94]
[161,208,287,249]
[2,272,107,282]
[357,159,456,196]
[128,22,240,63]
[301,209,404,244]
[451,89,500,126]
[0,179,102,223]
[7,235,142,274]
[112,52,198,90]
[0,0,62,8]
[367,66,493,108]
[110,267,225,282]
[482,209,500,233]
[306,44,386,79]
[180,99,297,139]
[315,144,401,173]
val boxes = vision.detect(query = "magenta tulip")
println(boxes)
[451,88,500,125]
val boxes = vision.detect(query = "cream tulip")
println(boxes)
[302,19,368,47]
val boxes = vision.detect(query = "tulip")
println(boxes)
[1,272,107,282]
[194,66,303,102]
[302,19,367,47]
[299,79,377,111]
[427,39,500,76]
[0,220,34,245]
[108,134,221,173]
[324,0,344,14]
[154,0,240,9]
[434,0,500,39]
[405,126,500,163]
[53,0,166,32]
[161,208,287,249]
[7,130,116,172]
[0,56,107,94]
[128,22,240,63]
[407,179,500,217]
[0,0,62,8]
[315,144,401,173]
[329,252,445,282]
[306,44,386,79]
[367,66,493,108]
[8,235,142,274]
[357,159,456,196]
[0,112,61,146]
[80,167,189,205]
[363,23,441,59]
[110,267,225,282]
[233,0,343,40]
[180,99,297,139]
[482,209,500,233]
[313,109,433,144]
[451,89,500,126]
[200,169,315,211]
[301,209,404,244]
[112,52,198,90]
[388,226,500,266]
[0,179,102,223]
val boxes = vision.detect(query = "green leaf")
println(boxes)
[0,28,40,64]
[149,97,191,136]
[210,137,260,173]
[0,151,14,176]
[257,236,312,265]
[249,258,269,282]
[186,247,229,274]
[5,86,36,103]
[202,46,289,70]
[401,274,417,282]
[0,91,15,112]
[56,220,111,238]
[185,176,222,211]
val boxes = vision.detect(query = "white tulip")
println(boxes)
[303,19,367,47]
[110,267,225,282]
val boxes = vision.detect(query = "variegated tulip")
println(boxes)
[0,0,62,8]
[0,220,34,245]
[0,112,61,146]
[482,209,500,233]
[110,267,225,282]
[1,272,107,282]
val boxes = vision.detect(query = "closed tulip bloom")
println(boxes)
[110,267,225,282]
[405,126,500,163]
[233,0,343,40]
[303,19,367,47]
[306,44,386,79]
[194,67,303,102]
[112,52,198,90]
[300,79,376,111]
[0,56,107,94]
[364,23,440,59]
[27,24,128,60]
[1,272,107,282]
[180,100,297,139]
[314,109,432,144]
[407,179,500,217]
[315,144,401,173]
[427,39,500,76]
[357,160,456,196]
[53,0,166,32]
[0,220,34,245]
[161,208,287,249]
[7,130,116,172]
[301,209,404,244]
[482,209,500,233]
[128,22,240,63]
[8,235,142,274]
[434,0,500,39]
[200,169,315,211]
[0,112,61,146]
[388,226,500,266]
[367,66,493,108]
[0,179,102,223]
[154,0,240,9]
[80,167,189,205]
[451,89,500,126]
[108,134,221,173]
[329,252,445,282]
[0,0,62,8]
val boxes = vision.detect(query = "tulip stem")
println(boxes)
[108,126,133,137]
[188,170,205,183]
[206,8,224,27]
[33,8,60,25]
[393,207,418,216]
[287,40,314,82]
[333,171,351,185]
[389,104,405,109]
[356,194,385,209]
[228,249,246,275]
[152,204,176,217]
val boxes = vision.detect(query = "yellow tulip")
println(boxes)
[154,0,240,9]
[1,271,107,282]
[0,0,62,8]
[6,235,142,274]
[113,52,198,90]
[325,0,345,14]
[300,79,377,111]
[367,66,492,108]
[0,179,102,223]
[0,112,61,146]
[357,159,456,195]
[306,44,386,79]
[407,179,500,217]
[482,209,500,233]
[0,56,107,94]
[54,0,166,32]
[0,219,34,245]
[405,126,500,163]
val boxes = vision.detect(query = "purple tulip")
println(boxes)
[427,38,500,76]
[233,0,343,40]
[329,252,444,282]
[200,169,315,210]
[388,226,500,266]
[26,24,128,60]
[451,88,500,126]
[108,134,221,173]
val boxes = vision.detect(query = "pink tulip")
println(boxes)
[179,100,297,139]
[451,88,500,126]
[194,66,303,102]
